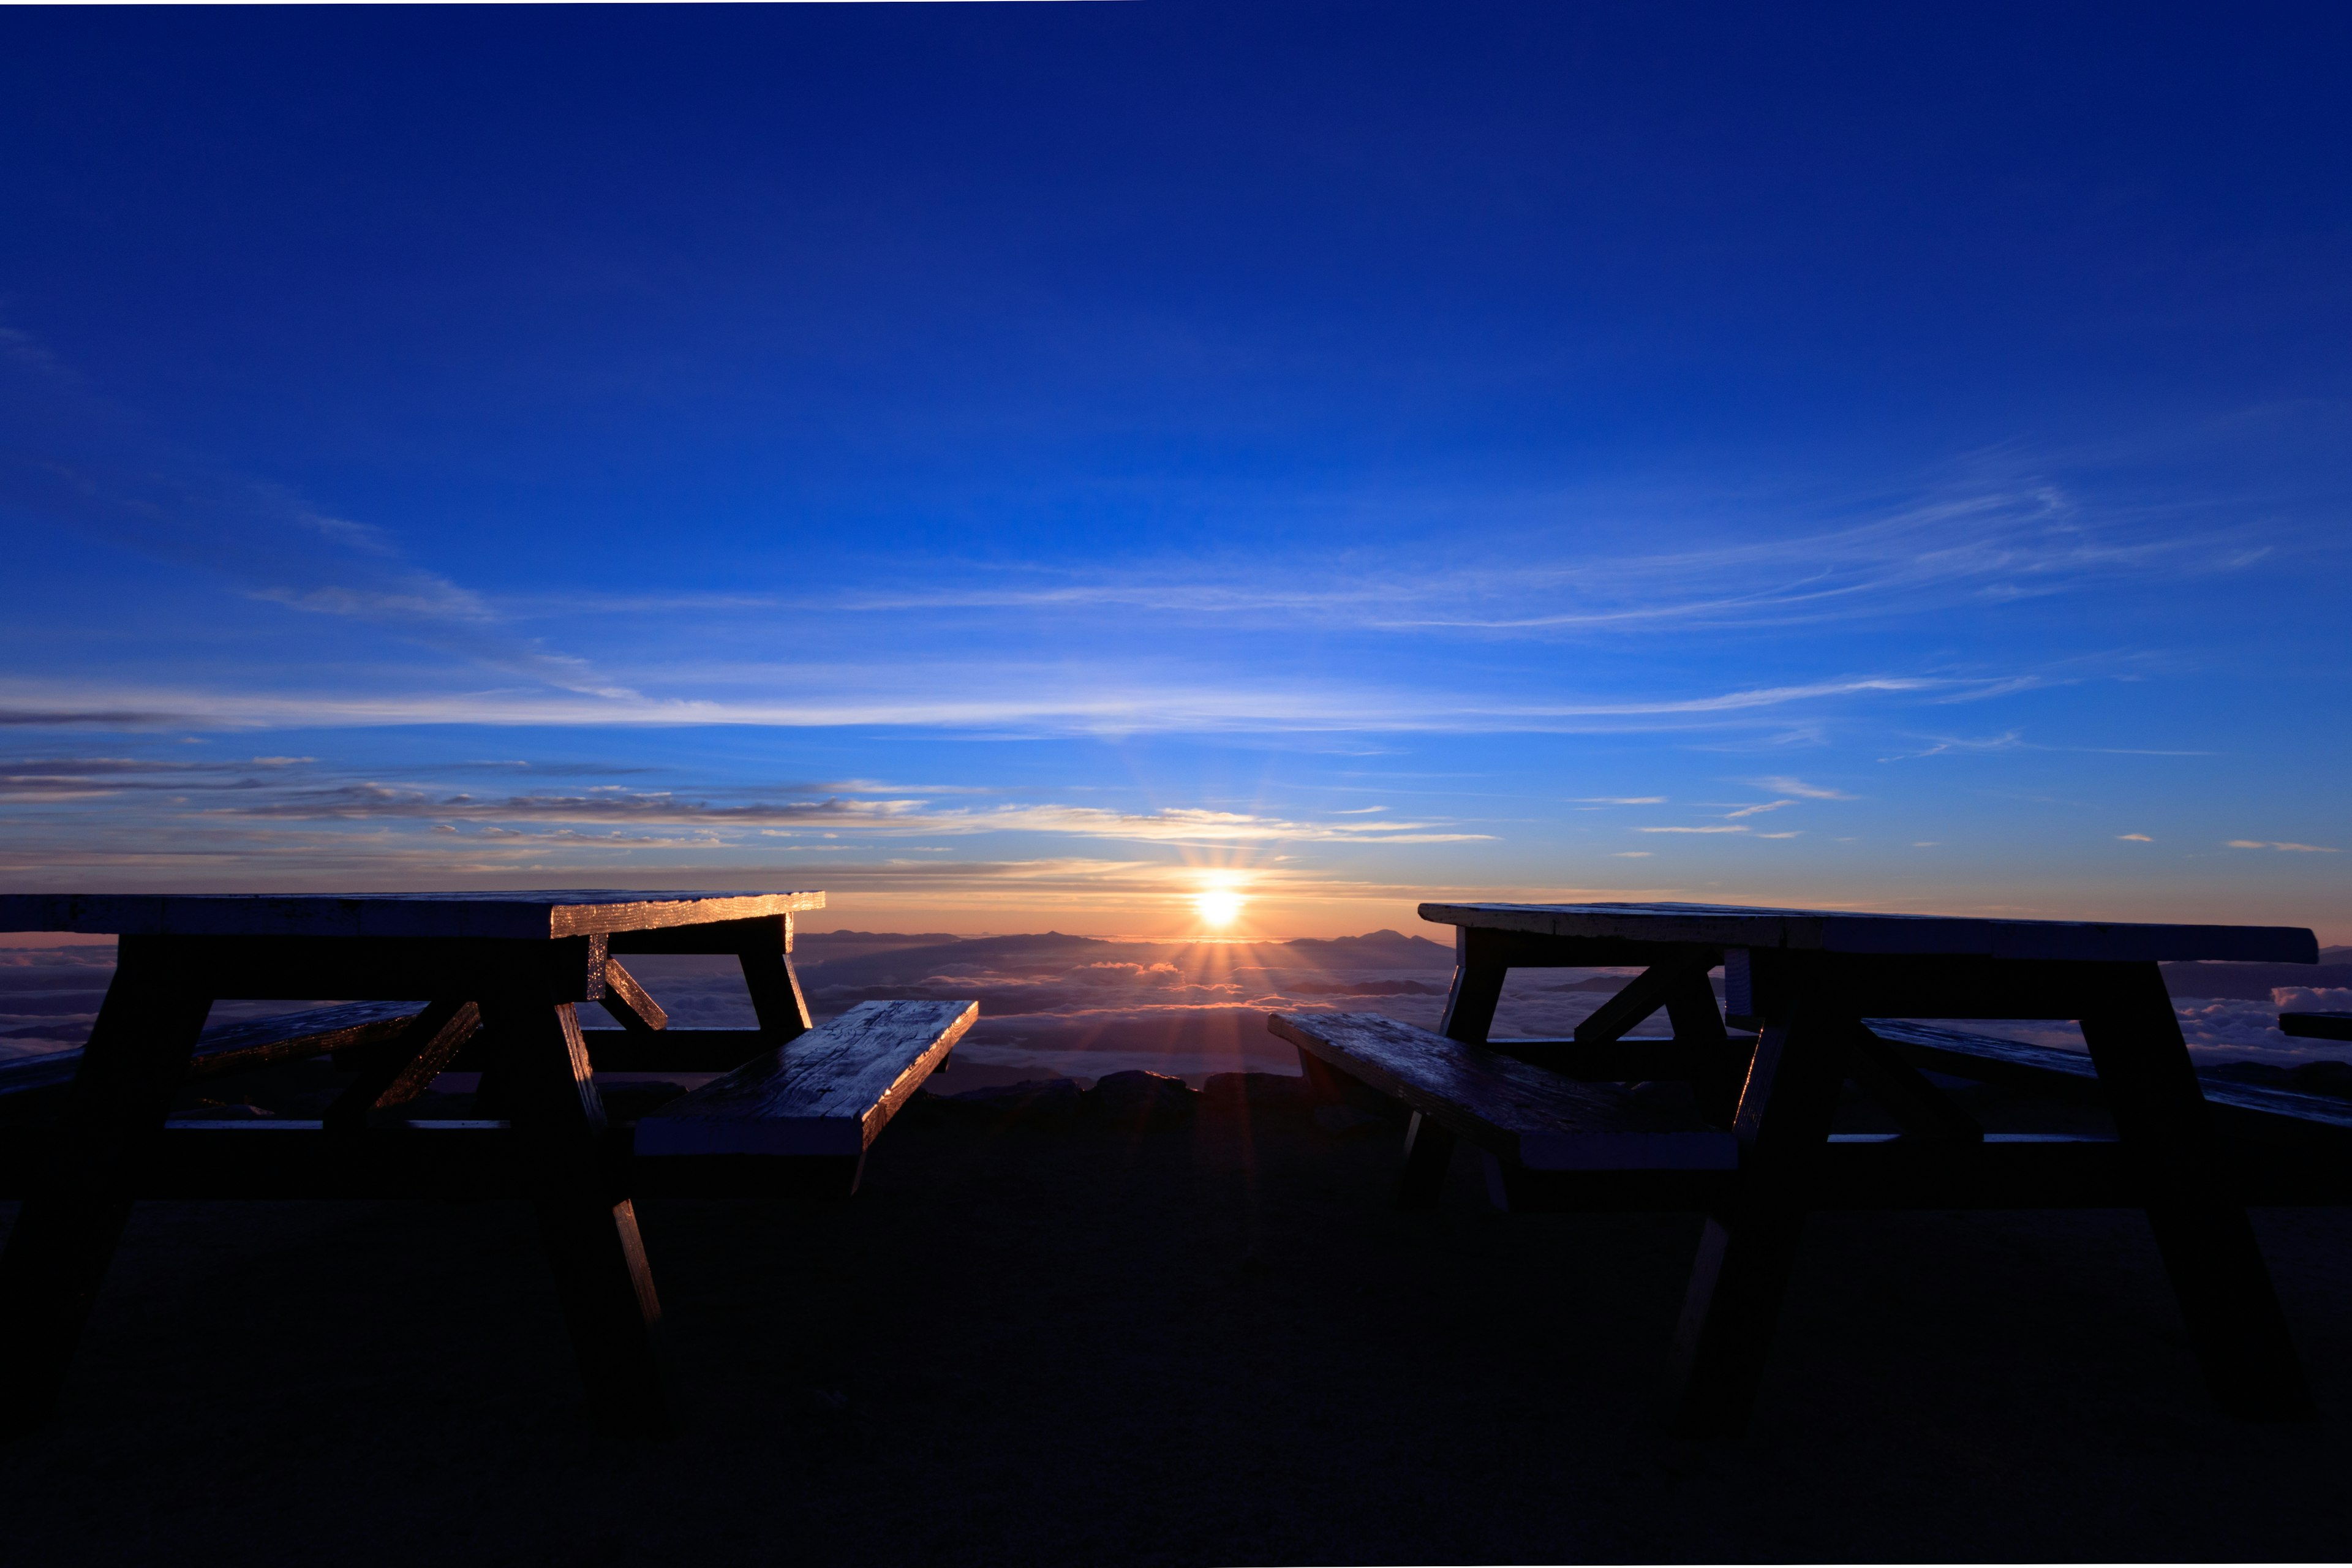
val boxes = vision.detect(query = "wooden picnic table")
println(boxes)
[0,889,833,1437]
[1411,900,2322,1434]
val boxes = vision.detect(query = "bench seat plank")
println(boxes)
[1268,1011,1735,1172]
[636,1000,976,1158]
[1864,1019,2352,1135]
[0,999,425,1103]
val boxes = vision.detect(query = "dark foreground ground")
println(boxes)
[5,1089,2352,1566]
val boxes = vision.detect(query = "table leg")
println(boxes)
[2081,965,2312,1420]
[737,918,812,1044]
[1439,926,1507,1045]
[323,999,480,1131]
[1662,965,1747,1128]
[1392,929,1509,1207]
[480,994,668,1436]
[1393,1112,1457,1208]
[1665,1014,1847,1438]
[0,937,210,1434]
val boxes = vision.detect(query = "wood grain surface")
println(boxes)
[0,890,824,940]
[1268,1010,1735,1172]
[1418,900,2316,964]
[636,999,976,1157]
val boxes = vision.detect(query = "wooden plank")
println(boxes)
[0,936,212,1434]
[1447,926,1712,970]
[323,1001,481,1130]
[0,890,824,940]
[1439,926,1507,1042]
[138,933,609,1003]
[1663,964,1749,1129]
[1483,1036,1714,1080]
[480,994,666,1436]
[636,1000,976,1158]
[1572,963,1684,1046]
[546,893,821,938]
[1727,948,2144,1021]
[0,1000,424,1102]
[2078,965,2311,1420]
[2282,1012,2352,1043]
[733,916,814,1043]
[1865,1019,2352,1135]
[1267,1012,1735,1173]
[1417,900,2316,965]
[1863,1019,2109,1099]
[597,958,668,1035]
[1395,929,1508,1205]
[1845,1025,1983,1144]
[609,914,800,956]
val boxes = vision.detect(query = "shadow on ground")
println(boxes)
[4,1093,2351,1565]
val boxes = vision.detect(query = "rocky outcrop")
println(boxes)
[1085,1069,1196,1123]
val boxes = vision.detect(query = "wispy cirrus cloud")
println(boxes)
[1747,776,1856,799]
[0,670,2031,739]
[0,325,636,702]
[1,762,1491,849]
[590,467,2282,643]
[1880,731,2220,764]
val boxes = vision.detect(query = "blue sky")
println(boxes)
[2,3,2348,940]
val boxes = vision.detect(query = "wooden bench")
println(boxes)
[636,999,977,1193]
[1271,1011,2352,1215]
[1867,1018,2352,1204]
[0,998,978,1204]
[1268,1011,1737,1210]
[2283,1011,2352,1044]
[0,999,424,1115]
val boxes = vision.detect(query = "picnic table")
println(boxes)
[0,891,975,1437]
[1273,900,2326,1436]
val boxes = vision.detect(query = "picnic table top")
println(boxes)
[1418,900,2316,965]
[0,890,826,941]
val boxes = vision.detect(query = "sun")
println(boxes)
[1194,888,1245,927]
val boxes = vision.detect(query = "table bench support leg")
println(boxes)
[737,916,812,1045]
[1439,927,1507,1046]
[0,938,209,1436]
[1665,1016,1847,1438]
[324,998,480,1130]
[1394,1112,1457,1208]
[483,995,669,1436]
[1395,928,1512,1207]
[1663,967,1747,1128]
[1295,1046,1358,1106]
[2082,967,2312,1420]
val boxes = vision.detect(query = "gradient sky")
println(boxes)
[2,3,2348,940]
